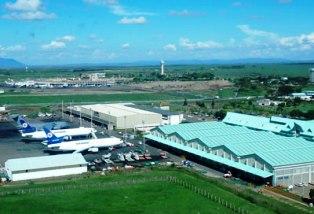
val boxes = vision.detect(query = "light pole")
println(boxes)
[124,115,127,143]
[61,100,64,119]
[142,120,146,152]
[90,108,93,128]
[70,101,72,122]
[79,108,82,127]
[108,111,111,137]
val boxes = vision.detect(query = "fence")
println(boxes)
[0,176,249,213]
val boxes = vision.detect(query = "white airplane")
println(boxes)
[11,115,69,132]
[21,126,96,141]
[44,128,123,153]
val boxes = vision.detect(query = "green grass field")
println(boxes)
[0,168,309,214]
[0,93,197,106]
[1,63,313,82]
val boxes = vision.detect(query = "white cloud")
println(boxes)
[228,38,236,45]
[5,0,41,11]
[78,44,91,49]
[3,11,55,20]
[232,2,242,7]
[122,43,130,49]
[84,0,154,16]
[91,49,117,60]
[59,35,75,42]
[89,34,104,43]
[237,25,314,52]
[41,35,75,50]
[0,44,26,51]
[179,38,223,49]
[118,16,147,24]
[41,41,66,50]
[169,10,207,16]
[163,44,177,51]
[147,51,154,56]
[279,33,314,51]
[237,25,277,39]
[3,0,56,20]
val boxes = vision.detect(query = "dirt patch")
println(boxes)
[130,80,233,91]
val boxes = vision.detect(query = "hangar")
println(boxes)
[5,154,87,181]
[145,112,314,186]
[70,103,163,130]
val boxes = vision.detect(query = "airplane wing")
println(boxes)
[51,122,69,130]
[72,145,93,154]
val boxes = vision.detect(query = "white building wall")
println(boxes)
[168,115,181,125]
[274,163,314,186]
[116,113,162,129]
[9,167,87,181]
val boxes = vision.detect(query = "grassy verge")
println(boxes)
[0,168,310,214]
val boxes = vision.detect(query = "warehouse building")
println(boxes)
[145,112,314,186]
[126,104,184,125]
[70,103,163,130]
[5,154,87,181]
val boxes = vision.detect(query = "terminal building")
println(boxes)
[145,112,314,186]
[5,154,87,181]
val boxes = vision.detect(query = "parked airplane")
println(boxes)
[44,128,123,153]
[11,115,69,133]
[20,125,96,141]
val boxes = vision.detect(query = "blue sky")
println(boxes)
[0,0,313,65]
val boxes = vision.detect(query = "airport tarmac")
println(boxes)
[0,121,48,165]
[0,119,170,168]
[0,115,223,180]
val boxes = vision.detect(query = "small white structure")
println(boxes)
[5,154,87,181]
[255,99,285,106]
[290,93,312,101]
[160,60,165,75]
[0,106,6,112]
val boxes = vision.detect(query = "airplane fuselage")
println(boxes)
[47,136,123,152]
[22,127,95,139]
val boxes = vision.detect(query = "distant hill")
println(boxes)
[51,58,297,67]
[0,58,25,69]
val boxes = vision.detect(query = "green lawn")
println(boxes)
[0,93,197,105]
[0,168,309,214]
[218,88,236,98]
[1,182,233,214]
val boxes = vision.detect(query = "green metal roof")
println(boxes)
[149,119,314,170]
[223,112,284,133]
[223,112,314,138]
[146,134,273,178]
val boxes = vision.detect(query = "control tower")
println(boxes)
[160,60,165,75]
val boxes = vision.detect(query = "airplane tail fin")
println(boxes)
[44,128,63,144]
[19,118,36,133]
[10,114,20,123]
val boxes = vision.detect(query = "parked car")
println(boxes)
[223,171,232,178]
[295,182,305,187]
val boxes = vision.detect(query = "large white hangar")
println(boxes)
[71,103,163,130]
[5,154,87,181]
[145,112,314,186]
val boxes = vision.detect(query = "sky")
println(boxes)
[0,0,314,65]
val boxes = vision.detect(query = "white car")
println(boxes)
[295,182,305,187]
